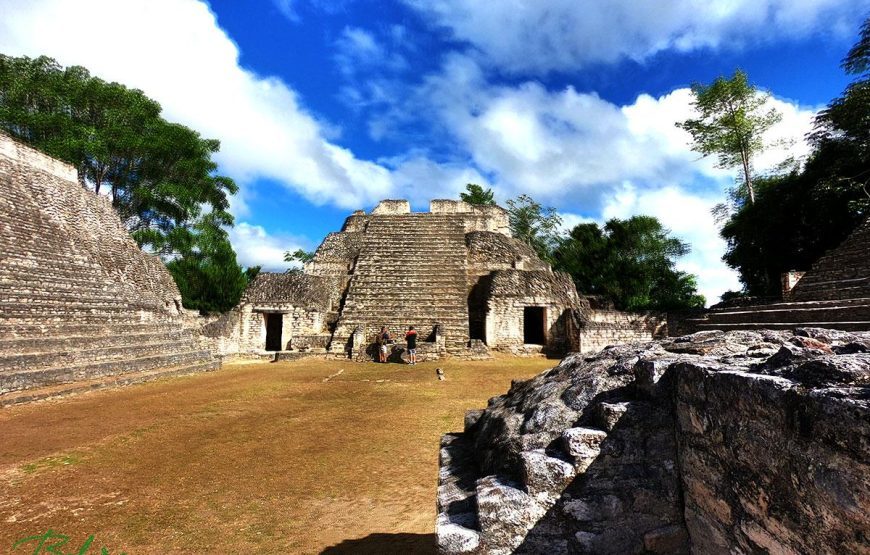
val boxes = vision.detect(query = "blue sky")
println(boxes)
[1,0,868,303]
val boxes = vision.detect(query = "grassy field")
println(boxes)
[0,355,553,554]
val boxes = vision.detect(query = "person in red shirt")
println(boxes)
[405,326,418,365]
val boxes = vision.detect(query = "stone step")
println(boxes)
[693,320,870,332]
[0,321,180,338]
[0,338,202,372]
[704,304,870,325]
[0,349,214,393]
[0,359,219,407]
[0,327,190,355]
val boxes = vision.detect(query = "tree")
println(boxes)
[0,54,244,312]
[460,183,496,206]
[0,54,237,258]
[165,215,249,313]
[506,194,562,263]
[677,69,782,204]
[284,249,315,273]
[553,217,705,311]
[718,19,870,296]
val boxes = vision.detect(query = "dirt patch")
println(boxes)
[0,356,550,554]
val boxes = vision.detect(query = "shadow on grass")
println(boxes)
[320,532,436,554]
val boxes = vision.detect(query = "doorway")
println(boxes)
[523,306,546,344]
[265,313,283,351]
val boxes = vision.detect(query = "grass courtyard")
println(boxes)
[0,356,553,554]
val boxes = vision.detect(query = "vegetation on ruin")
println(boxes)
[553,216,706,311]
[506,194,563,263]
[677,69,782,205]
[460,183,496,206]
[718,19,870,296]
[0,54,251,312]
[284,248,315,273]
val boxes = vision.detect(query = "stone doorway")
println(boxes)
[264,313,283,351]
[523,306,546,344]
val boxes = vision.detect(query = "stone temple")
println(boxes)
[206,199,664,361]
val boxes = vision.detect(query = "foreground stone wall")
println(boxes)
[436,329,870,554]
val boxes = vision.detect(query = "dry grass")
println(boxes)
[0,355,553,554]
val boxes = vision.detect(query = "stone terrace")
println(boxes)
[0,134,217,405]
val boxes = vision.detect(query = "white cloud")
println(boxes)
[417,55,817,209]
[404,0,869,73]
[600,185,742,305]
[229,222,308,272]
[0,0,395,210]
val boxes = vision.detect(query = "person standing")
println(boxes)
[405,326,418,365]
[377,326,390,363]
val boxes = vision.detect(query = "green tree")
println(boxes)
[0,54,237,257]
[460,183,496,205]
[718,19,870,296]
[677,69,782,204]
[165,215,249,313]
[553,217,705,311]
[506,194,562,262]
[284,249,315,273]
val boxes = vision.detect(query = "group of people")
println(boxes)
[375,325,417,365]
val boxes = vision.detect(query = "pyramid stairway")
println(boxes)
[0,140,216,405]
[682,297,870,333]
[329,213,471,356]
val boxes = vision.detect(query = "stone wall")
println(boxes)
[576,310,666,354]
[436,329,870,553]
[0,133,217,402]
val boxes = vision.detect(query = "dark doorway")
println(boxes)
[523,306,546,344]
[265,313,283,351]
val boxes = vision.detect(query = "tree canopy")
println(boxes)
[553,217,705,311]
[718,19,870,296]
[0,54,249,312]
[284,249,315,273]
[506,194,562,263]
[677,69,782,204]
[460,183,496,206]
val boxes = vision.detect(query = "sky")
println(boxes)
[1,0,868,304]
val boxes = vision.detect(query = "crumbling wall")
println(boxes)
[436,329,870,554]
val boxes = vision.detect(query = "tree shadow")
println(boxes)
[320,532,436,554]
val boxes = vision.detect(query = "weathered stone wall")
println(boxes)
[0,133,217,402]
[480,270,582,355]
[431,200,511,236]
[372,199,411,215]
[436,329,870,554]
[576,310,666,354]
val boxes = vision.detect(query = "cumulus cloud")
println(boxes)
[404,0,869,73]
[229,222,310,272]
[0,0,394,210]
[415,55,817,210]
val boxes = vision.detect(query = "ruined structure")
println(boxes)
[684,216,870,333]
[0,134,217,405]
[215,199,664,360]
[437,328,870,553]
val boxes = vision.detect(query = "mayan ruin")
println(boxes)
[2,3,870,554]
[202,198,664,362]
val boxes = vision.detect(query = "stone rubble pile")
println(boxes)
[437,328,870,554]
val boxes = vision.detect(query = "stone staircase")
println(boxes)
[0,137,217,405]
[329,214,471,356]
[789,217,870,302]
[683,297,870,333]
